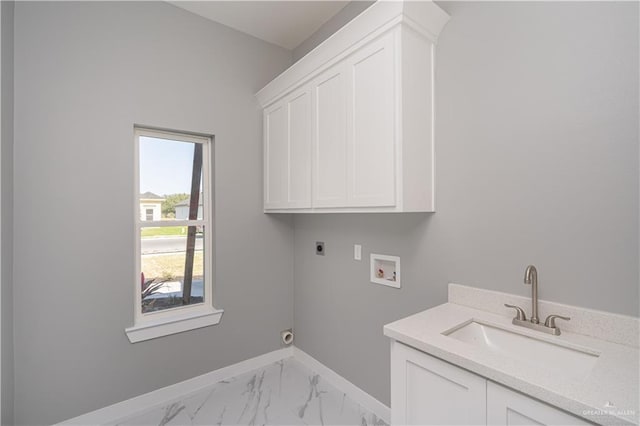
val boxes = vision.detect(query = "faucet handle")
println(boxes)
[544,314,570,328]
[504,304,527,321]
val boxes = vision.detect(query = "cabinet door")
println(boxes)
[287,90,312,208]
[487,382,591,425]
[264,89,312,210]
[346,32,396,207]
[391,341,486,425]
[264,103,287,209]
[312,64,349,208]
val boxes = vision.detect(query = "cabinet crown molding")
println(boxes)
[256,0,450,108]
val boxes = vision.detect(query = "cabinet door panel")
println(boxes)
[287,91,312,207]
[348,33,396,207]
[264,105,287,208]
[313,66,348,207]
[487,382,591,426]
[391,341,486,425]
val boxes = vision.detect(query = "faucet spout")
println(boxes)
[524,265,539,324]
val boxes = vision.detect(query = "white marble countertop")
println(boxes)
[384,302,639,425]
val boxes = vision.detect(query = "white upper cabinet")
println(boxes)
[264,103,287,208]
[264,87,312,209]
[347,32,396,208]
[257,1,450,213]
[287,90,312,208]
[313,63,349,208]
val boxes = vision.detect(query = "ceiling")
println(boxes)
[168,1,350,50]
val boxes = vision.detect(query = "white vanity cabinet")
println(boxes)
[390,340,487,425]
[390,341,592,426]
[256,1,450,213]
[486,382,592,426]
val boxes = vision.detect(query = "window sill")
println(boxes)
[125,307,224,343]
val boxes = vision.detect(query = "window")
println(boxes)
[125,127,223,343]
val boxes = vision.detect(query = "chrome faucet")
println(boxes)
[524,265,539,324]
[504,265,571,336]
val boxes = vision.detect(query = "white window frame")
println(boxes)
[125,127,223,343]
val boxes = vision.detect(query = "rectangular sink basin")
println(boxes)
[443,320,600,381]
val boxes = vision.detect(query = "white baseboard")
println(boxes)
[58,345,390,425]
[293,347,391,424]
[58,347,293,425]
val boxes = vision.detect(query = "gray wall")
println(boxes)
[293,1,639,406]
[292,1,374,61]
[9,1,640,422]
[13,2,293,424]
[1,2,14,424]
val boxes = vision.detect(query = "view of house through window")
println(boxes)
[137,128,211,315]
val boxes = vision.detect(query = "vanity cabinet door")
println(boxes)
[391,340,486,425]
[487,381,592,425]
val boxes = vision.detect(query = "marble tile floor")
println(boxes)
[114,357,388,426]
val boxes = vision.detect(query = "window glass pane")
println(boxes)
[139,136,204,220]
[141,225,205,313]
